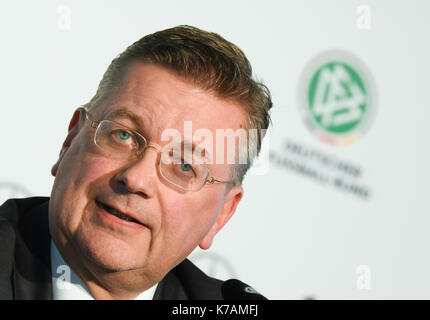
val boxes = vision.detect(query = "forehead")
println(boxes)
[100,63,247,141]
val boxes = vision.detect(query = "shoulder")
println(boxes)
[0,196,51,263]
[0,197,50,225]
[171,258,224,299]
[0,196,50,244]
[0,197,49,298]
[0,197,51,300]
[158,258,267,300]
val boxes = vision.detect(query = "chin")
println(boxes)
[74,231,148,272]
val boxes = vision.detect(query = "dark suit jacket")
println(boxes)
[0,197,227,300]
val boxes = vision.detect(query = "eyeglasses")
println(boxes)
[82,107,233,192]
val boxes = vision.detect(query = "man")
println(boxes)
[0,25,272,300]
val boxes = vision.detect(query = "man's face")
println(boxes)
[49,63,245,283]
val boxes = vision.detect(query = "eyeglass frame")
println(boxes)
[80,106,234,192]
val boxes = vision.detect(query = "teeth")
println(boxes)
[101,203,139,223]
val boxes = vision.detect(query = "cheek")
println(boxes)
[50,149,119,237]
[158,189,224,243]
[75,156,114,188]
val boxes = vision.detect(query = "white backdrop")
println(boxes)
[0,0,429,299]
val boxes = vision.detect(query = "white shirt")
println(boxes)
[50,241,157,300]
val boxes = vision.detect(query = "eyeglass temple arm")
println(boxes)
[83,107,100,128]
[206,177,233,185]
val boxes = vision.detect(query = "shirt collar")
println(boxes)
[50,240,157,300]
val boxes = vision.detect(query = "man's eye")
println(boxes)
[111,130,136,146]
[116,130,131,141]
[180,162,193,172]
[176,160,198,178]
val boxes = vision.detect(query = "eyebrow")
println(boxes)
[182,140,212,162]
[105,107,212,161]
[106,108,145,130]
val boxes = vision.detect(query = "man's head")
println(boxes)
[84,25,272,186]
[49,25,272,296]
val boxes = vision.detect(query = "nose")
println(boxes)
[114,145,160,198]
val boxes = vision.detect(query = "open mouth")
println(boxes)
[96,200,143,225]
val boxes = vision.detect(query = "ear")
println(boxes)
[199,186,243,250]
[51,108,85,177]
